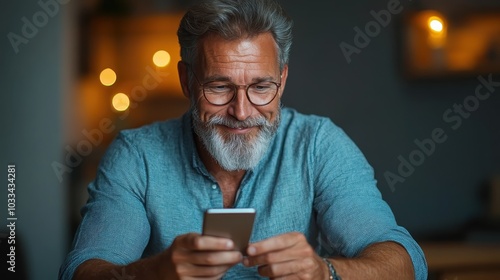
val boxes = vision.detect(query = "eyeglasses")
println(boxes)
[189,66,281,106]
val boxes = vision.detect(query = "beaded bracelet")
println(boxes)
[322,258,341,280]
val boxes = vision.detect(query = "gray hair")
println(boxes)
[177,0,293,71]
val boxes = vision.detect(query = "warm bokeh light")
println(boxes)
[112,93,130,111]
[153,50,171,67]
[99,68,117,86]
[424,13,447,48]
[428,17,444,33]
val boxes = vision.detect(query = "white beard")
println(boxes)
[192,107,280,171]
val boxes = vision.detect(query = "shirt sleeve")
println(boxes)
[59,132,150,280]
[311,118,427,280]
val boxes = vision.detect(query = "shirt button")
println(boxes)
[211,184,217,190]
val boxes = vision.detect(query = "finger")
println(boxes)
[179,263,235,278]
[257,258,319,278]
[170,248,240,278]
[177,233,235,251]
[190,251,243,266]
[244,244,314,267]
[247,232,304,256]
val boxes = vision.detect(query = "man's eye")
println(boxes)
[250,83,274,93]
[255,85,271,90]
[206,83,232,93]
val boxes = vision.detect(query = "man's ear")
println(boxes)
[278,64,289,98]
[178,61,190,99]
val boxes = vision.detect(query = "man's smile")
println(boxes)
[218,124,257,135]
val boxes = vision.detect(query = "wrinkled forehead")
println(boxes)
[195,32,280,72]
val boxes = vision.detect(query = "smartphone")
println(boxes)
[202,208,256,255]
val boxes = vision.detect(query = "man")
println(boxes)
[60,0,427,279]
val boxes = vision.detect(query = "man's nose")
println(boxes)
[227,87,253,121]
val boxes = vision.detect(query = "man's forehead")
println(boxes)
[197,32,279,66]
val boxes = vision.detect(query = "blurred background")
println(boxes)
[1,0,499,279]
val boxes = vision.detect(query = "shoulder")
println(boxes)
[278,108,364,159]
[117,116,184,147]
[279,107,342,139]
[97,116,188,178]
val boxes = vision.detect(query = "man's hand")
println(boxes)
[242,232,328,279]
[163,233,243,279]
[73,233,242,280]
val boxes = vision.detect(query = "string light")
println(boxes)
[112,93,130,111]
[100,68,117,86]
[153,50,171,67]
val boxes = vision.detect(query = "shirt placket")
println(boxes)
[208,182,223,208]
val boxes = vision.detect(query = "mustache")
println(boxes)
[206,115,269,129]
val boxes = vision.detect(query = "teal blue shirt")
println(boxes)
[59,108,427,279]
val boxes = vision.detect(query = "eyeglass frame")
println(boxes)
[186,64,282,106]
